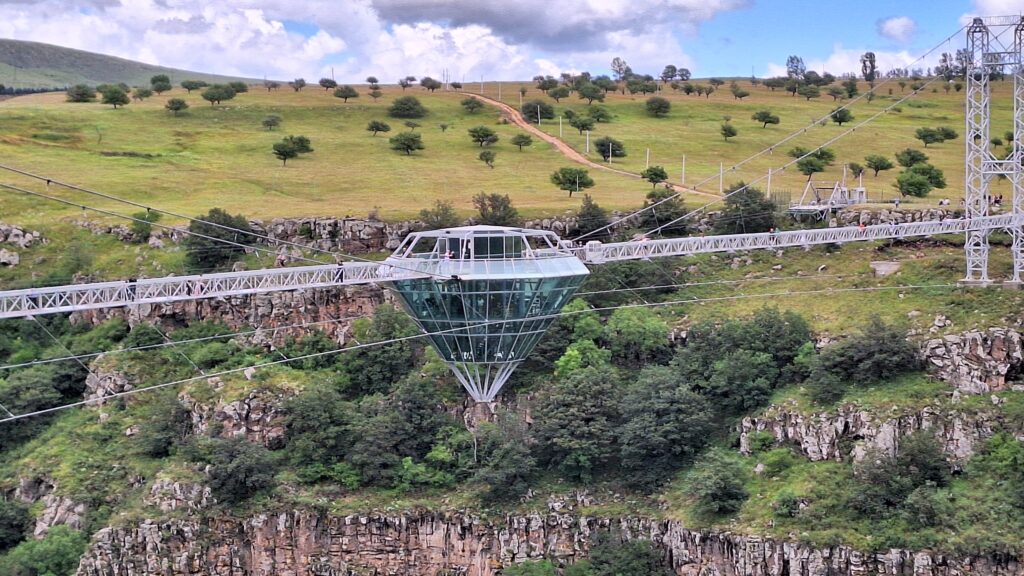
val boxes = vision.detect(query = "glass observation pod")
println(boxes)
[385,225,591,402]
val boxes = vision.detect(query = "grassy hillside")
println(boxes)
[0,39,256,89]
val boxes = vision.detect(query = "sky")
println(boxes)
[0,0,1022,83]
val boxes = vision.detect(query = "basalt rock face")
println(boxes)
[837,208,959,227]
[179,387,290,449]
[922,328,1024,394]
[70,285,388,347]
[738,400,998,465]
[75,509,1023,576]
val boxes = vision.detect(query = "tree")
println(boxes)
[577,82,604,104]
[99,86,129,108]
[687,449,749,517]
[551,167,594,197]
[129,210,161,243]
[547,86,570,102]
[66,84,96,102]
[895,148,928,167]
[265,80,281,91]
[831,107,854,126]
[389,132,424,155]
[797,84,820,100]
[915,127,943,147]
[202,437,277,503]
[337,307,421,398]
[0,499,30,554]
[290,78,307,91]
[478,150,496,168]
[473,192,521,226]
[522,99,555,123]
[864,154,894,176]
[619,366,713,488]
[474,413,537,502]
[594,136,626,160]
[135,389,190,457]
[752,110,780,128]
[228,81,248,93]
[273,141,298,166]
[369,89,383,101]
[419,200,461,229]
[533,367,620,481]
[150,73,172,94]
[366,120,391,136]
[640,188,686,232]
[262,114,282,130]
[797,156,826,180]
[714,182,776,234]
[420,77,442,91]
[604,307,670,367]
[610,57,630,81]
[404,121,420,131]
[908,163,946,189]
[438,123,449,132]
[511,133,533,151]
[640,165,668,188]
[574,194,610,240]
[582,533,674,576]
[165,97,189,116]
[184,208,253,272]
[827,86,845,101]
[937,126,958,141]
[132,87,153,101]
[461,97,484,113]
[181,79,207,93]
[366,76,379,86]
[388,95,428,118]
[283,135,313,153]
[570,116,596,134]
[861,51,878,83]
[645,96,671,117]
[786,55,806,79]
[720,123,738,141]
[588,105,612,123]
[660,64,678,84]
[201,84,236,105]
[0,525,88,576]
[333,85,359,102]
[468,125,499,146]
[319,77,338,90]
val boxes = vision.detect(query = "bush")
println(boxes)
[0,525,88,576]
[851,431,949,519]
[773,489,800,518]
[183,208,253,273]
[203,437,278,503]
[0,499,30,554]
[419,200,461,230]
[129,211,161,243]
[645,96,671,117]
[604,307,670,367]
[521,99,555,123]
[135,390,192,457]
[65,84,95,102]
[503,560,557,576]
[687,449,749,517]
[472,192,522,226]
[474,413,537,502]
[585,532,673,576]
[714,182,776,235]
[284,385,357,476]
[388,96,428,118]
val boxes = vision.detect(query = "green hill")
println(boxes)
[0,38,257,89]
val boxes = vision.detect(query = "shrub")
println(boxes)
[388,95,428,118]
[473,192,522,226]
[585,532,673,576]
[0,499,30,554]
[773,489,800,518]
[0,525,88,576]
[129,211,161,243]
[183,208,253,273]
[474,413,537,502]
[135,390,192,457]
[203,437,278,503]
[687,449,749,517]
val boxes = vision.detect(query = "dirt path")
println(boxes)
[463,93,721,201]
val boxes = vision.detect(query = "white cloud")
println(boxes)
[0,0,738,81]
[877,16,917,43]
[766,45,939,79]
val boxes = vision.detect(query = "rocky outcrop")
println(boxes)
[179,387,290,448]
[837,208,959,227]
[84,357,135,404]
[71,285,387,347]
[144,478,213,513]
[34,493,87,537]
[0,248,19,266]
[922,328,1024,394]
[738,400,998,465]
[0,221,44,248]
[76,510,1023,576]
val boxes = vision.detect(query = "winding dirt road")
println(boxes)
[463,93,720,201]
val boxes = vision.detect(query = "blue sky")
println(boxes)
[0,0,1014,82]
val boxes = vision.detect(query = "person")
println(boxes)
[858,222,866,231]
[894,197,901,209]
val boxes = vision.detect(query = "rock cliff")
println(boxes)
[922,328,1024,394]
[75,508,1022,576]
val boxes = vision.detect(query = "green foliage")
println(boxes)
[645,96,671,117]
[604,307,670,367]
[595,136,626,160]
[583,532,673,576]
[720,122,738,140]
[915,127,943,147]
[100,85,129,108]
[129,210,160,243]
[283,135,313,154]
[135,389,192,458]
[318,78,338,90]
[547,86,570,101]
[752,110,780,127]
[521,99,555,123]
[503,560,557,576]
[511,133,533,150]
[796,156,826,179]
[337,305,420,397]
[388,95,428,118]
[164,97,189,115]
[831,107,854,126]
[467,125,499,146]
[533,367,621,481]
[183,207,253,273]
[773,489,800,518]
[895,148,928,167]
[907,163,946,189]
[201,84,236,105]
[261,115,282,130]
[619,366,713,488]
[640,165,668,187]
[472,192,522,226]
[333,85,359,102]
[478,150,496,168]
[131,87,153,101]
[0,525,88,576]
[227,81,248,94]
[474,413,537,502]
[850,431,949,519]
[122,323,164,349]
[894,170,933,197]
[419,199,461,230]
[460,97,484,113]
[273,140,298,165]
[587,105,612,123]
[553,339,611,379]
[797,84,820,100]
[0,500,30,554]
[577,82,605,104]
[639,188,686,233]
[714,182,776,234]
[389,132,424,155]
[180,79,207,93]
[574,194,610,240]
[65,84,95,102]
[284,384,358,480]
[687,449,749,517]
[864,154,894,176]
[551,167,595,196]
[195,437,277,504]
[569,115,596,134]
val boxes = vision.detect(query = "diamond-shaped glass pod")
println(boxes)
[385,226,590,401]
